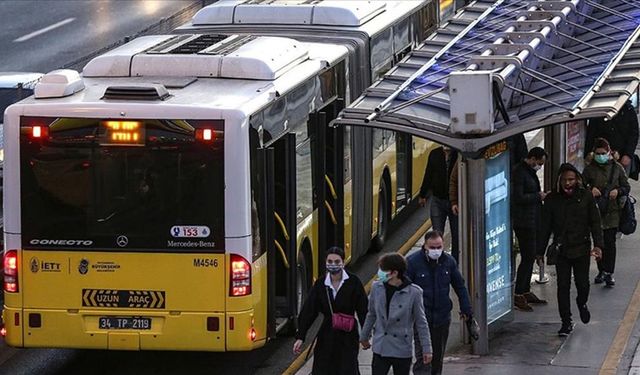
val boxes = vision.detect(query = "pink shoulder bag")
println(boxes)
[326,287,355,332]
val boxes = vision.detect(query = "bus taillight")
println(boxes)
[4,250,18,293]
[230,255,251,296]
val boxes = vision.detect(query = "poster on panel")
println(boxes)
[484,150,512,324]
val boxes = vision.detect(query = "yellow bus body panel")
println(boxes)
[4,250,267,351]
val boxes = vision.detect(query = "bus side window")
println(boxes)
[371,28,393,81]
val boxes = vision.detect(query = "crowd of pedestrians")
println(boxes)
[292,100,639,373]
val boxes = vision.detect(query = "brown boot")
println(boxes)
[514,294,533,311]
[524,291,548,304]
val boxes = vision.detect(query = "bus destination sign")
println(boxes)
[100,121,145,146]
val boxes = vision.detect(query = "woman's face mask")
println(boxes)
[326,264,343,274]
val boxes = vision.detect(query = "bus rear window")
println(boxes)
[20,117,225,252]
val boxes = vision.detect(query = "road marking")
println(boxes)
[282,219,432,375]
[14,18,76,42]
[599,278,640,375]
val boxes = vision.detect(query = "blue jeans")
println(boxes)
[430,196,459,263]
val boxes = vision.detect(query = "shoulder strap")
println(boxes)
[606,162,616,189]
[325,287,334,315]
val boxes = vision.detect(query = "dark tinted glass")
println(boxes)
[20,117,224,252]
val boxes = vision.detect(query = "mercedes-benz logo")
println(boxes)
[116,235,129,247]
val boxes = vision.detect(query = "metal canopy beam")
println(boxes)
[333,0,640,155]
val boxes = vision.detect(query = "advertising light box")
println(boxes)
[484,151,512,324]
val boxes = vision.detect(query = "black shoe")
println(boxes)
[594,271,604,284]
[524,291,548,304]
[578,304,591,324]
[604,273,615,287]
[558,322,574,336]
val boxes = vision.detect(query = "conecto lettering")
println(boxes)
[30,239,93,246]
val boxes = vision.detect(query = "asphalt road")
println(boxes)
[0,0,203,73]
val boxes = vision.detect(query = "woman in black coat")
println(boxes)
[293,247,368,374]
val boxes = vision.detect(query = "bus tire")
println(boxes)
[371,178,389,252]
[291,247,311,335]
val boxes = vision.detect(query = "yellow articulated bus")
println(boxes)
[2,2,439,353]
[176,0,440,264]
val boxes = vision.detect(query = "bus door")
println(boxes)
[396,132,413,211]
[268,134,299,331]
[311,104,345,264]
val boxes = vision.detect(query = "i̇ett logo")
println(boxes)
[30,257,39,273]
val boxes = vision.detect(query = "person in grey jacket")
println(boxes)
[360,253,432,375]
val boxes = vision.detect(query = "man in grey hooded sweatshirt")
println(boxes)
[360,253,432,375]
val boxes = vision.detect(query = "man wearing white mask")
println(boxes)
[512,147,549,311]
[406,230,472,375]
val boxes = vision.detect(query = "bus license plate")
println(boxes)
[99,317,151,330]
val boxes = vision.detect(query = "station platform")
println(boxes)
[297,178,640,375]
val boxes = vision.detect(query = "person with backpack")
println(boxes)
[583,138,630,287]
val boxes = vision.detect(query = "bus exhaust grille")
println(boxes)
[102,85,170,101]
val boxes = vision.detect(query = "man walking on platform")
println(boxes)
[419,146,460,263]
[539,163,603,336]
[407,230,473,374]
[512,147,549,311]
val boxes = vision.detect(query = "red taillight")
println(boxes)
[31,125,49,139]
[195,128,216,142]
[4,250,18,293]
[250,328,256,341]
[230,255,251,296]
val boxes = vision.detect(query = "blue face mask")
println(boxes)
[377,269,390,283]
[595,153,609,164]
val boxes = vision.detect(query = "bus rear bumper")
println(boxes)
[3,307,265,351]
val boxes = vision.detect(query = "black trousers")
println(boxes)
[556,254,590,323]
[514,227,537,294]
[597,228,617,274]
[372,353,411,375]
[414,322,450,375]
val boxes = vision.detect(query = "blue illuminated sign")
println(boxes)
[485,151,512,324]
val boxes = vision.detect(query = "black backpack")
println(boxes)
[619,195,637,235]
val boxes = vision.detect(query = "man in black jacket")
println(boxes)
[419,146,459,262]
[585,100,639,174]
[512,147,548,312]
[538,163,603,336]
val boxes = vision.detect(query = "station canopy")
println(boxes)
[334,0,640,154]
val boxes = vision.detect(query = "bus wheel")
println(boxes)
[295,249,311,315]
[371,178,389,252]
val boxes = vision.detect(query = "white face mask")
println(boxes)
[426,247,443,260]
[533,165,542,171]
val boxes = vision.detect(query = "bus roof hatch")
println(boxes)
[192,0,386,27]
[83,34,309,81]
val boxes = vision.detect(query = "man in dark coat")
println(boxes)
[585,100,639,174]
[407,230,473,375]
[538,163,603,336]
[512,147,549,311]
[419,146,460,262]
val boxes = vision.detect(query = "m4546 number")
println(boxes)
[194,258,218,267]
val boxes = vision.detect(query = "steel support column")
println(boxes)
[459,157,489,355]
